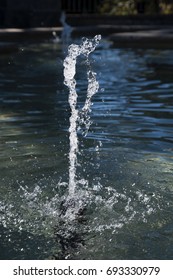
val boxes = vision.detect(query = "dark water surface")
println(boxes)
[0,41,173,259]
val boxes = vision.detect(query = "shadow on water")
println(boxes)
[0,41,173,259]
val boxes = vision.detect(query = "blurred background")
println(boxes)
[0,0,173,28]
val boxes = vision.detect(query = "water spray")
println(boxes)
[54,35,101,259]
[63,35,101,198]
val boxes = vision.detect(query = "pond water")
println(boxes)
[0,39,173,259]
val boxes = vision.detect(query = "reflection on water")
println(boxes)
[0,42,173,259]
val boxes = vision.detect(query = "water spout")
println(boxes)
[63,35,101,198]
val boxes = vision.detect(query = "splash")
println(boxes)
[63,35,101,197]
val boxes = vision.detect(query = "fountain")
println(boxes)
[52,12,73,45]
[64,35,101,198]
[0,29,172,260]
[60,11,73,46]
[54,35,101,259]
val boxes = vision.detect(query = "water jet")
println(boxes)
[54,35,101,258]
